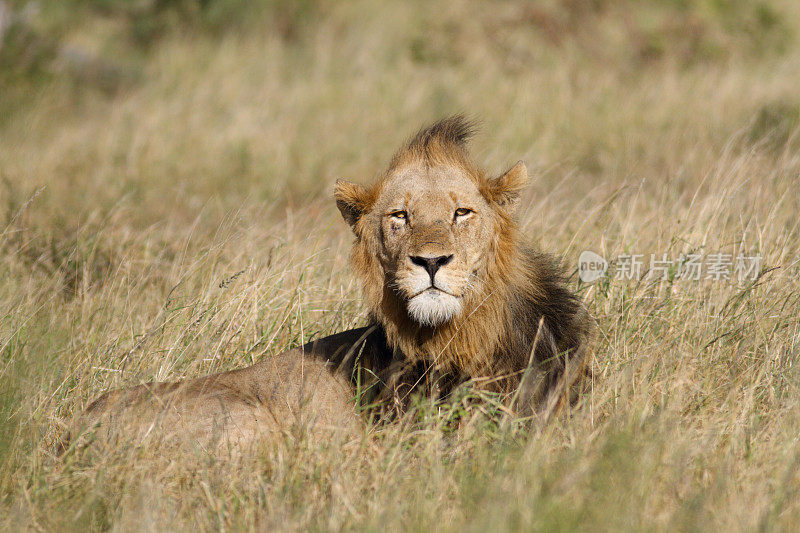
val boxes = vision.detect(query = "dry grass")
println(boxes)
[2,0,800,530]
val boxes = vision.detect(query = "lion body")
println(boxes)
[68,328,386,451]
[71,116,591,452]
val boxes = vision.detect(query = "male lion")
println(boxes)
[68,116,591,452]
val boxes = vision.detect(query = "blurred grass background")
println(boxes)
[2,0,800,530]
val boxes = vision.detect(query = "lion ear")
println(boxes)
[334,179,372,230]
[487,161,529,214]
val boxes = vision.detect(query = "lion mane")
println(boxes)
[339,116,593,414]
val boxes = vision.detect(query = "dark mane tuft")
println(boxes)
[388,115,480,171]
[407,114,476,151]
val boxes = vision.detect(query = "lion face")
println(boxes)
[369,163,495,326]
[335,155,528,328]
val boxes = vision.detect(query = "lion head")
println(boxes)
[335,116,590,407]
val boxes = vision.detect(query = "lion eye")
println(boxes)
[389,210,407,220]
[454,208,472,219]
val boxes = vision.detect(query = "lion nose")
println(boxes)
[409,254,453,282]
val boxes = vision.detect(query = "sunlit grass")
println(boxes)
[1,0,800,530]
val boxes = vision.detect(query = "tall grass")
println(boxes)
[1,0,800,530]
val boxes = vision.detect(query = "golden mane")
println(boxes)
[344,116,592,412]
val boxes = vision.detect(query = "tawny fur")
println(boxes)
[64,329,382,452]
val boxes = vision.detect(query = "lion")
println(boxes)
[66,116,591,452]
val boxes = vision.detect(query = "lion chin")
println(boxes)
[406,288,462,327]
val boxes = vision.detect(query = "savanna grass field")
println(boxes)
[2,0,800,530]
